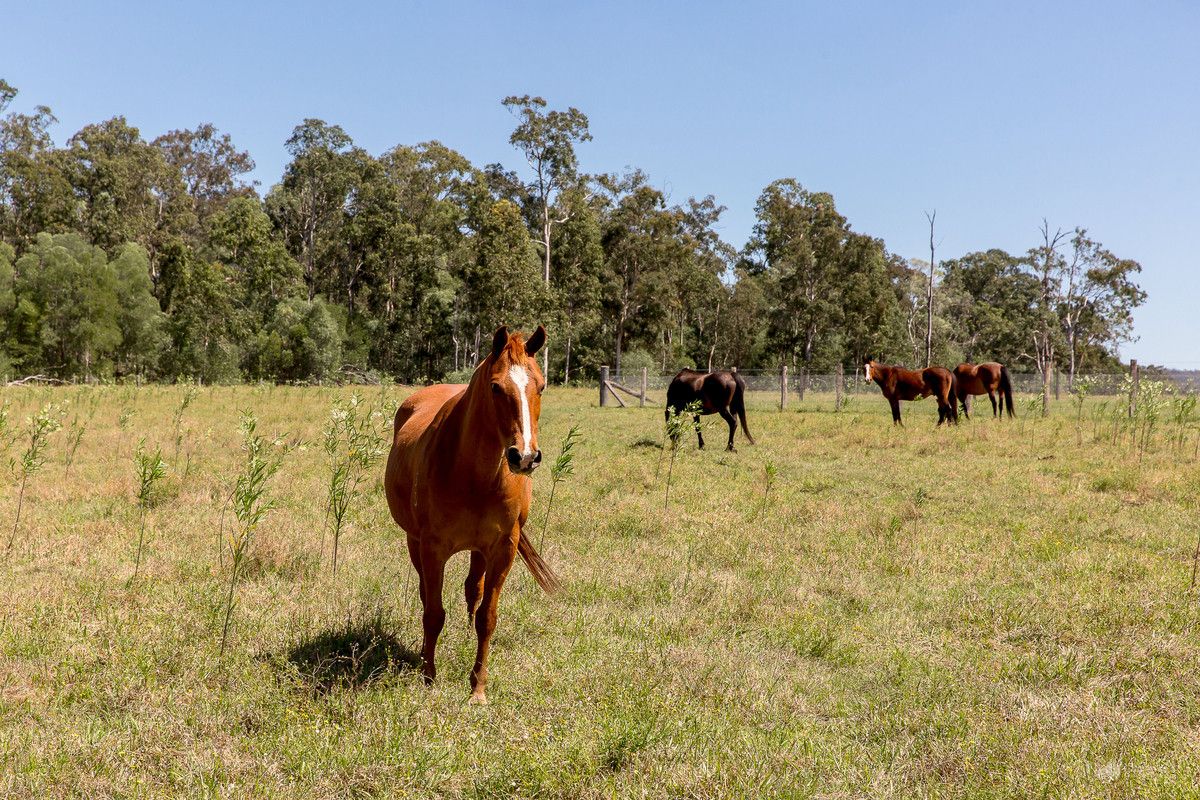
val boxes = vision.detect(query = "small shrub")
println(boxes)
[322,394,388,574]
[131,439,167,581]
[539,424,582,548]
[6,403,64,552]
[220,411,291,660]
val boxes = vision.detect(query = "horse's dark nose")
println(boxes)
[505,447,541,473]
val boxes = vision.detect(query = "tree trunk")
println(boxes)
[925,210,936,366]
[563,334,572,385]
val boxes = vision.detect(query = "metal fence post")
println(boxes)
[600,365,610,408]
[836,363,844,411]
[1129,359,1139,418]
[780,364,788,411]
[640,367,647,407]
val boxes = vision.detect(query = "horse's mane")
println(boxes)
[498,332,528,363]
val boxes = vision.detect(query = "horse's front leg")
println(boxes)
[418,543,448,685]
[694,415,705,449]
[889,397,903,426]
[469,532,518,704]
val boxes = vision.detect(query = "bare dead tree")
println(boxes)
[925,211,936,366]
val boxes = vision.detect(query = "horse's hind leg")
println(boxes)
[464,550,486,622]
[469,533,518,704]
[417,544,448,685]
[694,415,705,449]
[719,407,737,451]
[988,390,998,417]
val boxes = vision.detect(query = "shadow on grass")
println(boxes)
[283,620,421,695]
[630,437,663,450]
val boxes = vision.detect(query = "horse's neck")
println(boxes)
[440,372,506,486]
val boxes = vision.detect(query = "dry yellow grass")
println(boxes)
[1,383,1199,798]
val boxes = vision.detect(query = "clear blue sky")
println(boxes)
[6,1,1198,366]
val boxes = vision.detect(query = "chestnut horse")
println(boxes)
[863,358,958,426]
[665,369,754,451]
[384,325,559,704]
[953,362,1015,419]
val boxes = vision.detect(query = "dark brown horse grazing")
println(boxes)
[953,362,1015,419]
[863,358,958,426]
[384,325,559,704]
[665,368,754,451]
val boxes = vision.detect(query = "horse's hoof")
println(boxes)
[468,691,488,705]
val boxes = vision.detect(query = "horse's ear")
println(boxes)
[525,325,546,357]
[490,326,510,360]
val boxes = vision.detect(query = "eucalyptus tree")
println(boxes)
[0,87,75,250]
[939,249,1040,366]
[208,195,302,323]
[65,117,192,281]
[502,95,591,374]
[550,182,605,381]
[746,179,851,370]
[461,199,544,358]
[1058,229,1144,389]
[597,170,679,374]
[13,233,122,378]
[267,119,363,301]
[368,141,474,378]
[154,123,256,245]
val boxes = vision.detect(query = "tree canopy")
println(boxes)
[0,79,1145,383]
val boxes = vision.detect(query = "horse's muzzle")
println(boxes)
[505,446,542,475]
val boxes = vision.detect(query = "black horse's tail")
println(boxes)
[999,365,1015,418]
[948,371,960,423]
[732,373,755,444]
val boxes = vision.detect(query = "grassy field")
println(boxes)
[2,382,1200,798]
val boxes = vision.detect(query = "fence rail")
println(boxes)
[599,360,1199,411]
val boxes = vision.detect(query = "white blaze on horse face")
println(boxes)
[508,365,533,455]
[864,362,872,383]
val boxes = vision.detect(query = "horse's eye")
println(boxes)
[491,382,502,394]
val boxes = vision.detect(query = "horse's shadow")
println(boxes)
[282,620,421,695]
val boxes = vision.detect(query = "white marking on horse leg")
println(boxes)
[508,365,532,454]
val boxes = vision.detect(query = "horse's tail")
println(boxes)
[948,371,960,423]
[732,373,755,444]
[518,530,561,594]
[999,365,1015,418]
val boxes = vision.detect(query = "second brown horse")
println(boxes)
[953,362,1015,419]
[863,358,958,426]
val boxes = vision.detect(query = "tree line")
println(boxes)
[0,79,1145,387]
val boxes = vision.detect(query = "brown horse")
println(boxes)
[665,368,754,451]
[384,325,559,704]
[863,358,958,426]
[953,362,1015,419]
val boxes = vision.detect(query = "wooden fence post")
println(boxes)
[1054,369,1060,401]
[836,363,844,411]
[640,367,647,408]
[1129,359,1139,418]
[780,364,788,411]
[600,366,610,408]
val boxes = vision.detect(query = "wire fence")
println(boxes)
[599,362,1199,410]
